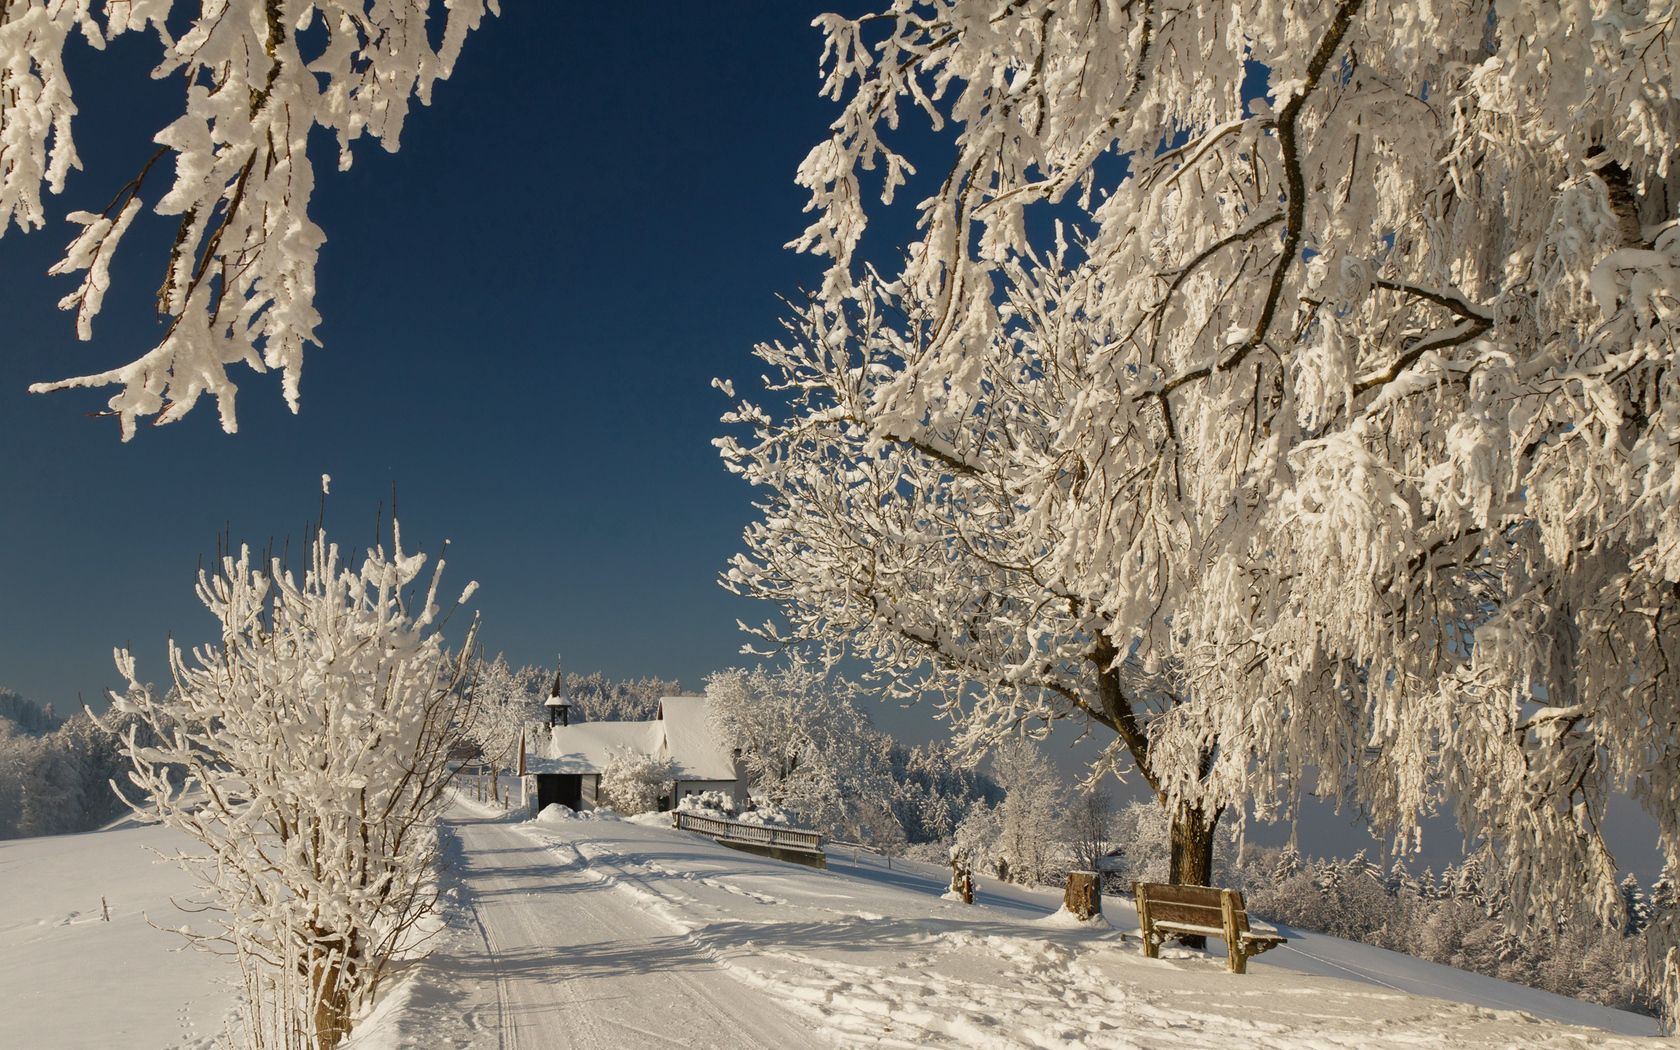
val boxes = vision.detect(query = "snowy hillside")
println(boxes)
[0,823,236,1049]
[8,802,1668,1049]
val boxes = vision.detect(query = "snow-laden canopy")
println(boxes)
[722,0,1680,1017]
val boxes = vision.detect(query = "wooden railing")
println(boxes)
[672,811,824,853]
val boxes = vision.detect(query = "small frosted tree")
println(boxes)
[951,800,1001,880]
[1069,785,1114,875]
[107,520,478,1050]
[467,654,542,807]
[989,738,1067,886]
[599,749,677,815]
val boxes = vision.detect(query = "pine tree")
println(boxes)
[1623,873,1652,936]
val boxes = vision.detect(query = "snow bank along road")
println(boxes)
[356,799,1669,1050]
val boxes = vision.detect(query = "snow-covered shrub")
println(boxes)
[1238,845,1662,1018]
[106,521,477,1050]
[678,790,738,817]
[599,749,676,815]
[734,799,795,828]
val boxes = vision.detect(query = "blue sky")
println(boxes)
[2,5,848,718]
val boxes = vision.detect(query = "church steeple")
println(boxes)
[545,668,570,728]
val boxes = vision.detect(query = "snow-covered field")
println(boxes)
[0,822,237,1049]
[7,801,1671,1049]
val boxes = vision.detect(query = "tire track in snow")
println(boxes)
[446,809,816,1049]
[452,822,515,1050]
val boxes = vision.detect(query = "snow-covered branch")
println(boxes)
[2,1,495,437]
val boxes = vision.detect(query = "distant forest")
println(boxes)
[0,689,134,839]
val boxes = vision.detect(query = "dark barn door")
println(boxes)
[537,774,583,811]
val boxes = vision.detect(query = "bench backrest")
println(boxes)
[1134,881,1251,934]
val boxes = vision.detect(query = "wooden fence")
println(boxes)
[672,811,824,854]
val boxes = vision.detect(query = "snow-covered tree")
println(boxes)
[719,273,1232,886]
[16,737,84,836]
[106,521,478,1050]
[1,1,494,437]
[885,740,1001,843]
[705,657,894,837]
[1068,784,1113,875]
[988,737,1067,886]
[467,654,542,807]
[728,1,1680,1016]
[1623,873,1652,937]
[598,748,677,816]
[564,670,682,724]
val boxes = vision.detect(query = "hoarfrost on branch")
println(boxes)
[0,0,494,437]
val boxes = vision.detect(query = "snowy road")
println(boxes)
[443,810,817,1050]
[345,802,1665,1050]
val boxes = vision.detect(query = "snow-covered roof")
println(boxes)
[526,695,738,782]
[529,721,659,775]
[654,696,738,780]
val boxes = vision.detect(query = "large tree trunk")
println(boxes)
[1166,800,1220,949]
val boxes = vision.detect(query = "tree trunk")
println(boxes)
[1166,800,1220,948]
[1064,871,1102,921]
[310,951,354,1050]
[314,979,351,1050]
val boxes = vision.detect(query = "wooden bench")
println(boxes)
[1133,881,1286,973]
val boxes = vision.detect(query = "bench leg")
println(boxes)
[1220,890,1246,974]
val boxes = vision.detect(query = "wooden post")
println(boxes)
[950,858,975,903]
[1134,882,1158,958]
[1064,871,1102,921]
[101,896,109,922]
